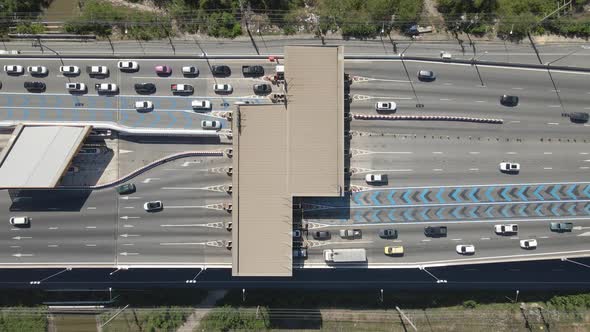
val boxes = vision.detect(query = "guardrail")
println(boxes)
[353,114,504,124]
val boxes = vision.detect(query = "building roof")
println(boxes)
[0,125,90,188]
[232,46,344,277]
[285,46,345,196]
[232,104,292,277]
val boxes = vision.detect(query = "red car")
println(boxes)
[155,65,172,75]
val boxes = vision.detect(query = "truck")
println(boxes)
[242,65,264,77]
[339,229,362,239]
[323,248,367,263]
[171,83,193,94]
[494,224,518,235]
[86,65,109,76]
[275,65,284,81]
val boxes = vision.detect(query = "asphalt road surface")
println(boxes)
[5,37,590,67]
[0,53,588,269]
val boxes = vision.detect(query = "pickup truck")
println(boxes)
[95,83,118,93]
[339,229,362,239]
[494,224,518,235]
[242,65,264,77]
[550,222,573,232]
[171,83,193,94]
[86,65,109,76]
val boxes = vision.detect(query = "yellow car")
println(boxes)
[384,246,404,256]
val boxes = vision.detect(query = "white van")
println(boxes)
[10,216,30,226]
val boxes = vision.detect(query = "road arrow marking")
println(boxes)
[120,196,141,200]
[120,216,140,220]
[181,161,201,167]
[119,234,140,238]
[142,178,160,184]
[12,253,34,257]
[12,236,32,240]
[119,149,134,154]
[577,231,590,237]
[573,226,590,230]
[119,252,139,256]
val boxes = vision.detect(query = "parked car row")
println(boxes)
[3,63,265,78]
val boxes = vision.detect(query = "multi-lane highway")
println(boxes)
[0,51,588,269]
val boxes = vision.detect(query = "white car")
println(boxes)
[456,244,475,255]
[201,120,222,130]
[192,100,212,111]
[144,201,163,212]
[9,216,30,226]
[375,102,397,112]
[440,51,452,60]
[494,224,518,235]
[182,66,199,76]
[171,84,193,94]
[365,174,388,185]
[213,83,233,94]
[87,65,109,76]
[135,100,153,112]
[4,65,24,74]
[520,239,537,249]
[499,162,520,173]
[95,83,118,93]
[117,60,139,71]
[60,65,80,76]
[66,82,86,92]
[27,66,48,75]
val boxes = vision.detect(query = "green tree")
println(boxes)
[207,11,242,38]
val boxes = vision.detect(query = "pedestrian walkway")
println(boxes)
[176,290,227,332]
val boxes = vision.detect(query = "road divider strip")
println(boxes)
[61,150,224,190]
[352,114,503,124]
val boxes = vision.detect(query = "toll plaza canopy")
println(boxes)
[232,46,345,277]
[0,125,90,188]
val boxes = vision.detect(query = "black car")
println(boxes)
[116,183,136,195]
[312,231,331,240]
[570,112,589,123]
[500,95,519,107]
[134,83,156,94]
[253,83,272,95]
[424,226,447,237]
[242,65,264,77]
[417,70,436,81]
[211,65,231,77]
[24,81,46,92]
[378,229,398,239]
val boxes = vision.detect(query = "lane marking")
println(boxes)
[421,239,431,242]
[345,199,590,210]
[432,152,443,154]
[433,169,443,171]
[360,181,590,191]
[469,152,480,154]
[580,167,589,170]
[85,226,97,229]
[547,122,560,125]
[506,152,517,155]
[48,245,58,248]
[87,207,96,210]
[475,100,485,103]
[85,244,97,247]
[509,120,521,123]
[123,207,135,209]
[452,239,462,241]
[543,152,553,155]
[480,237,490,240]
[511,87,523,90]
[544,167,553,170]
[469,168,479,171]
[548,105,561,108]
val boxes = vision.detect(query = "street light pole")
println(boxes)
[30,267,72,285]
[185,267,207,284]
[419,266,447,284]
[561,257,590,269]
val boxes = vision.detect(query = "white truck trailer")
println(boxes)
[323,248,367,263]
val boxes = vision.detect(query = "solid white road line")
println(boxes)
[544,152,553,155]
[547,122,560,125]
[544,167,553,170]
